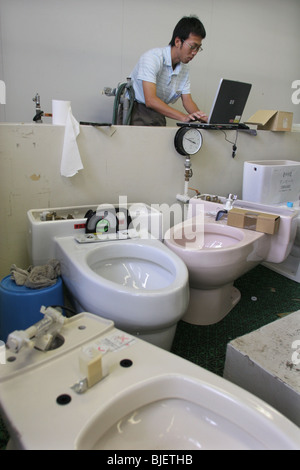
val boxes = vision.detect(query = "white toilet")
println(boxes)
[164,197,297,325]
[1,309,299,450]
[243,160,300,283]
[27,203,189,350]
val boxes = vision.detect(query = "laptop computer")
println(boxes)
[178,78,252,130]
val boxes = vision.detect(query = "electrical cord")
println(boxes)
[220,129,239,158]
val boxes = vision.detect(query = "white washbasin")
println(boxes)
[75,374,299,450]
[1,312,299,450]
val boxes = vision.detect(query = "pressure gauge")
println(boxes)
[174,127,203,156]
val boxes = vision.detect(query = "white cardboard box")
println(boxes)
[224,310,300,427]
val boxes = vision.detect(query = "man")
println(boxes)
[130,15,208,126]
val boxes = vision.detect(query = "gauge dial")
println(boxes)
[174,127,203,156]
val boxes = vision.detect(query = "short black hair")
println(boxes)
[169,15,206,46]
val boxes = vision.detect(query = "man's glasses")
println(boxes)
[182,40,203,53]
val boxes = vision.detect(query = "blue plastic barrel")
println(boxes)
[0,275,64,342]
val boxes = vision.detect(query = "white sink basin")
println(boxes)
[75,374,297,450]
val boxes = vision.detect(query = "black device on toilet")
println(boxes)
[84,207,132,234]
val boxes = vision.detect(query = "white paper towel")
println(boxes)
[52,99,71,125]
[60,107,84,177]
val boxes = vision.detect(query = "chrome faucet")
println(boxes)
[32,93,43,122]
[225,193,237,210]
[215,193,237,221]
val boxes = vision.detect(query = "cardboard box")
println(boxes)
[245,110,293,131]
[227,208,280,234]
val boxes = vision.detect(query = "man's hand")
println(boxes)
[183,110,208,122]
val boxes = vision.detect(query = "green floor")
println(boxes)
[171,264,300,376]
[0,264,299,450]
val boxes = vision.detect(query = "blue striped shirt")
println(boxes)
[130,46,191,105]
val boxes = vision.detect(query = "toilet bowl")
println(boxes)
[27,203,189,350]
[55,237,189,349]
[1,310,299,450]
[164,197,297,325]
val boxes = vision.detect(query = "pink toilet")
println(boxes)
[164,197,297,325]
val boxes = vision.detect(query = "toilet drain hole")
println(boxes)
[120,359,133,368]
[56,394,72,406]
[34,333,65,352]
[7,356,16,362]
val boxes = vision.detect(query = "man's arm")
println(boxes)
[181,94,208,122]
[143,82,207,122]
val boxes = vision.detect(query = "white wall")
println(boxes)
[0,0,299,124]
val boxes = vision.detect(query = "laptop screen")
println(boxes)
[208,79,252,124]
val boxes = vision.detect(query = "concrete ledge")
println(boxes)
[224,310,300,427]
